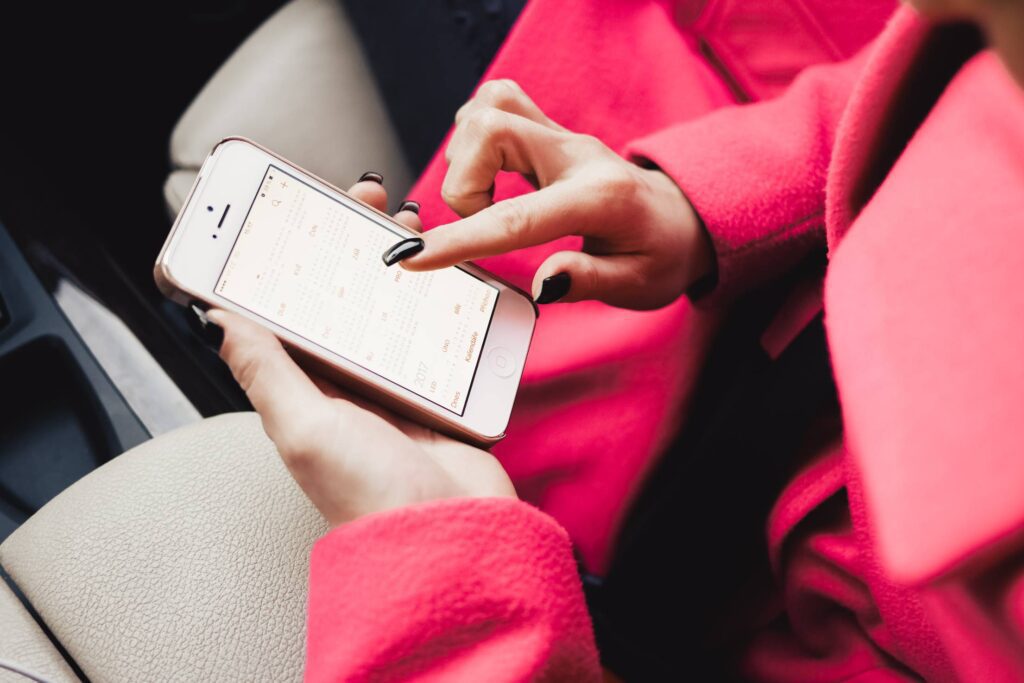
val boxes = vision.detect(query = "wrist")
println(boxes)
[641,168,715,290]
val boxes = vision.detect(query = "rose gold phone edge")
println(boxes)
[155,136,538,448]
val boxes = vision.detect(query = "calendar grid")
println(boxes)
[215,164,500,416]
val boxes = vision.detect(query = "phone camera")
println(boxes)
[207,206,214,212]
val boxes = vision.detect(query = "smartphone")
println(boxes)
[155,137,536,446]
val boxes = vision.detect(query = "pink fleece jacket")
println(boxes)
[304,5,1024,681]
[412,0,894,578]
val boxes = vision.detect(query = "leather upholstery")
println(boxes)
[0,582,78,682]
[0,413,328,682]
[165,0,412,215]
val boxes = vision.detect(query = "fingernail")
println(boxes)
[189,302,224,349]
[358,171,384,184]
[397,200,420,215]
[382,237,425,266]
[204,320,224,349]
[535,272,571,304]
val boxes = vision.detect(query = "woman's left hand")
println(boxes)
[207,180,516,528]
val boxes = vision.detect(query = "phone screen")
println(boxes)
[215,165,498,415]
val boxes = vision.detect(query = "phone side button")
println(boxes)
[487,347,517,379]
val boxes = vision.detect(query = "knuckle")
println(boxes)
[440,177,470,209]
[501,79,525,93]
[440,176,458,203]
[453,100,473,125]
[573,133,606,155]
[231,347,262,392]
[465,107,508,141]
[596,162,640,199]
[477,79,522,108]
[475,80,503,101]
[440,182,457,206]
[494,199,530,243]
[277,431,314,467]
[277,410,331,467]
[571,135,622,173]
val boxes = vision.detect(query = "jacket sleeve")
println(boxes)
[304,497,601,682]
[624,50,869,301]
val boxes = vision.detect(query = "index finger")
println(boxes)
[207,309,331,446]
[398,182,582,271]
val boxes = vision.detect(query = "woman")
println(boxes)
[210,0,1024,680]
[353,0,897,576]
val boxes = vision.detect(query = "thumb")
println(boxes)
[207,309,332,449]
[532,250,664,309]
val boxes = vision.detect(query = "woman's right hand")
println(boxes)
[397,79,713,310]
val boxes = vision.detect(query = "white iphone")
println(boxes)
[155,137,537,446]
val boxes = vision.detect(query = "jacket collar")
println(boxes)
[824,13,1024,585]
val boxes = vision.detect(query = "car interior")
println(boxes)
[0,1,826,680]
[0,1,507,679]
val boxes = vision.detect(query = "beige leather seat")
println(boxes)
[0,2,420,678]
[0,582,78,682]
[0,414,326,682]
[165,0,413,217]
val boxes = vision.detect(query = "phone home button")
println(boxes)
[487,347,517,378]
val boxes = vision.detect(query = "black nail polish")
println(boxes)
[188,302,224,349]
[204,320,224,349]
[382,237,425,266]
[397,200,420,215]
[535,272,571,304]
[358,171,384,184]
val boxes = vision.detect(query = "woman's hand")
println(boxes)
[397,79,713,309]
[207,179,516,528]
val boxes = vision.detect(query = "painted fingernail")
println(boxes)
[397,200,420,215]
[382,237,425,266]
[358,171,384,184]
[204,320,224,349]
[535,272,571,304]
[189,302,224,349]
